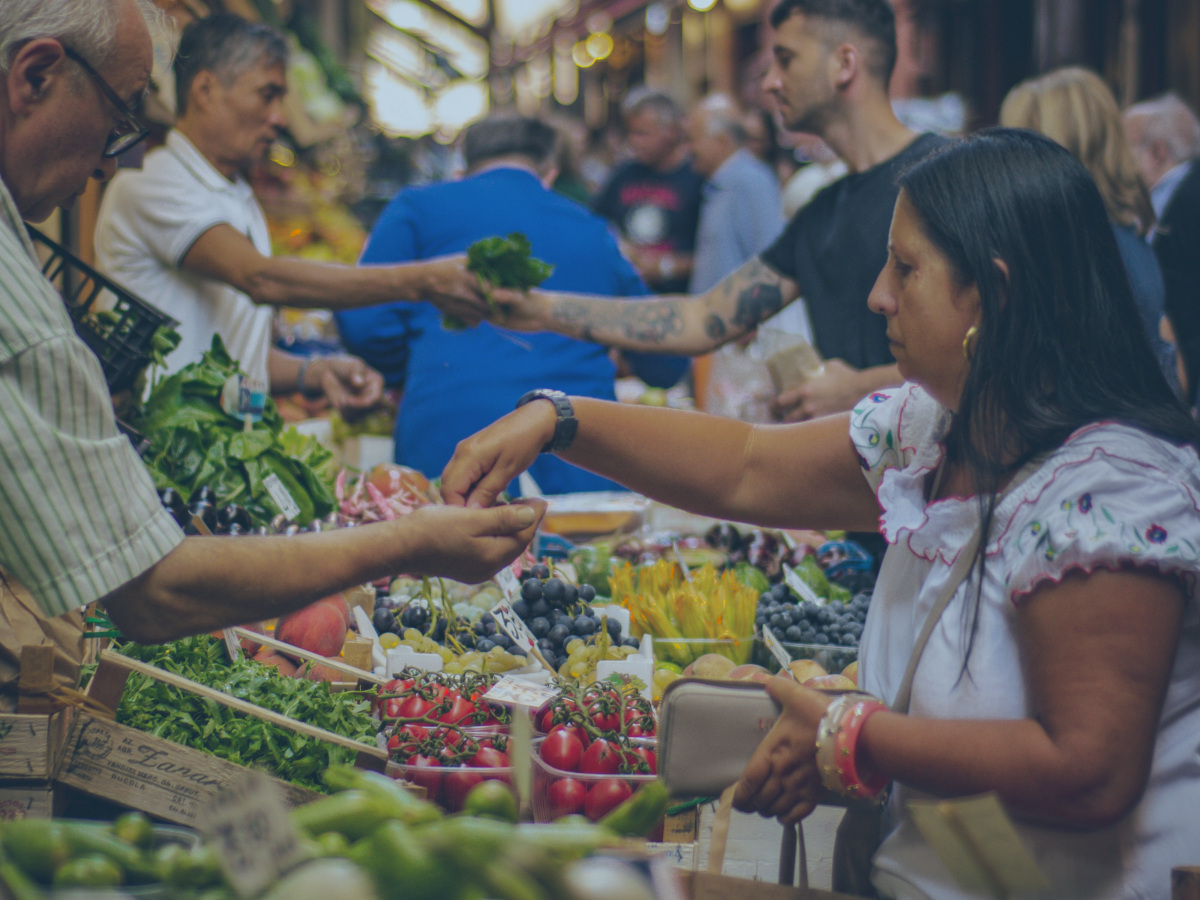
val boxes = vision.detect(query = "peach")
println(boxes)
[726,664,770,681]
[788,659,827,683]
[692,654,738,680]
[804,674,857,692]
[841,661,859,686]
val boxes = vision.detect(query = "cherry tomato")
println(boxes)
[588,704,619,733]
[547,777,587,820]
[535,701,553,731]
[548,724,590,749]
[470,746,510,769]
[579,739,621,776]
[396,695,434,720]
[627,718,656,737]
[540,731,584,773]
[626,746,657,775]
[383,678,414,694]
[440,695,478,726]
[585,779,632,821]
[384,697,405,718]
[442,768,485,812]
[431,726,462,748]
[406,755,442,796]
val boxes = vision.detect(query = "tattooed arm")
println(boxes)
[494,257,801,354]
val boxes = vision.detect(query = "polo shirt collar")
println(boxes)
[166,129,249,196]
[0,174,40,267]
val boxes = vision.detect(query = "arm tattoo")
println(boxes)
[554,298,684,346]
[732,282,784,329]
[705,314,728,340]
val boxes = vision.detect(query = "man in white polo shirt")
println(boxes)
[97,14,489,407]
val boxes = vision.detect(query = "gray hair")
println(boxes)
[174,14,288,116]
[696,94,747,143]
[622,87,682,126]
[1125,93,1200,165]
[0,0,166,74]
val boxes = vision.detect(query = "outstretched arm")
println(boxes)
[441,397,880,532]
[495,257,802,355]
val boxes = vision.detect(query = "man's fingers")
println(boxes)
[465,468,514,510]
[483,500,547,536]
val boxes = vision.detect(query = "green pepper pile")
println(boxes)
[136,335,336,525]
[114,637,376,792]
[444,232,555,330]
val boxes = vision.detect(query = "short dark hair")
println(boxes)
[174,14,288,116]
[463,115,558,170]
[621,87,682,125]
[769,0,897,85]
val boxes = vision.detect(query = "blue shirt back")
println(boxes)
[337,167,684,494]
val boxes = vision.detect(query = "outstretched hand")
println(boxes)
[421,255,492,327]
[403,501,546,584]
[441,402,558,509]
[488,287,551,333]
[732,676,832,825]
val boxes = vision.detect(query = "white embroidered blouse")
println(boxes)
[850,384,1200,900]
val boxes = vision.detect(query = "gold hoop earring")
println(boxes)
[962,326,979,362]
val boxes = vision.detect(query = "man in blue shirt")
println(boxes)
[337,116,687,494]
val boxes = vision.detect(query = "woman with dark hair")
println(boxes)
[443,129,1200,899]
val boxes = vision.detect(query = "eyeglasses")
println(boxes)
[63,46,149,158]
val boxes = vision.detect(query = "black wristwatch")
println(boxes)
[516,389,578,454]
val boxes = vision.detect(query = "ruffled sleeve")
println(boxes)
[849,383,948,494]
[1003,427,1200,604]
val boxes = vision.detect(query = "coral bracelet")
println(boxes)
[816,693,889,799]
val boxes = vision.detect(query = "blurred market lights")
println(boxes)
[435,80,490,131]
[687,0,717,10]
[584,32,613,61]
[645,2,669,35]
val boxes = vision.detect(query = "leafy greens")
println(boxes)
[444,232,555,330]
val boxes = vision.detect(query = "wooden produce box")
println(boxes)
[0,781,60,821]
[0,710,72,781]
[681,871,858,900]
[54,649,391,826]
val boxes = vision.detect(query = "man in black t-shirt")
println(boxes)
[496,0,946,422]
[593,89,704,294]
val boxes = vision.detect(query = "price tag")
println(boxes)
[220,374,267,423]
[495,566,521,602]
[482,675,560,709]
[263,473,301,521]
[760,627,795,679]
[782,563,825,606]
[672,542,692,582]
[222,628,242,662]
[196,770,305,898]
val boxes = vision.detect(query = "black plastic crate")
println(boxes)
[27,226,178,394]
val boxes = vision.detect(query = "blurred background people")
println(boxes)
[1125,94,1200,403]
[336,115,686,495]
[1001,67,1180,394]
[592,88,703,294]
[95,15,487,413]
[686,94,785,294]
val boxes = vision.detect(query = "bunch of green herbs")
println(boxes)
[135,335,336,525]
[444,232,555,330]
[114,636,375,792]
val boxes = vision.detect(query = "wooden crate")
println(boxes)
[0,710,71,780]
[53,649,394,825]
[0,781,59,821]
[55,712,319,826]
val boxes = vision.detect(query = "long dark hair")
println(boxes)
[898,129,1200,669]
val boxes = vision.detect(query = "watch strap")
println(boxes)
[516,389,578,454]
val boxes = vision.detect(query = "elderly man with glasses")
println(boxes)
[0,0,543,709]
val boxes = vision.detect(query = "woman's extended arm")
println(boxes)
[440,396,881,532]
[734,567,1184,828]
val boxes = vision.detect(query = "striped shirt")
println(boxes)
[0,176,183,617]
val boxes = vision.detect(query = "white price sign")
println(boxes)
[782,563,825,606]
[761,627,795,679]
[196,771,305,898]
[495,566,521,601]
[263,473,301,521]
[482,675,560,709]
[492,569,551,670]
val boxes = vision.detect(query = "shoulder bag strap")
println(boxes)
[890,457,1044,714]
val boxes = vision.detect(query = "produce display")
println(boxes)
[0,765,667,900]
[530,679,659,825]
[610,561,758,668]
[756,580,871,648]
[444,233,554,330]
[109,636,376,792]
[140,337,336,527]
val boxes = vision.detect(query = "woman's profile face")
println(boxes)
[868,190,982,411]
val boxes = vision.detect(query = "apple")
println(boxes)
[726,664,770,681]
[692,654,738,680]
[788,659,827,683]
[841,661,859,686]
[804,674,857,691]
